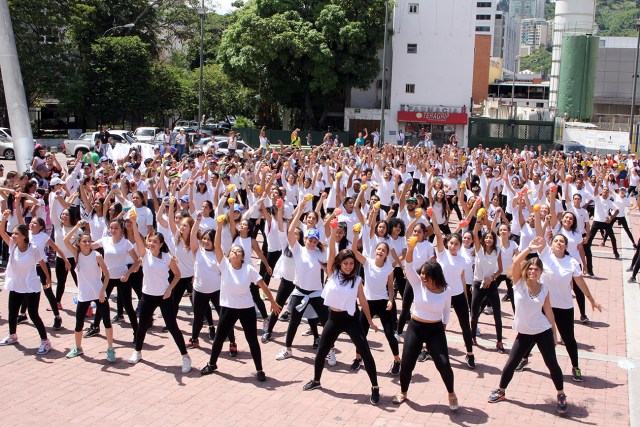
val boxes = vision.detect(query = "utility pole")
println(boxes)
[198,1,205,130]
[0,0,33,173]
[379,0,389,148]
[629,18,640,152]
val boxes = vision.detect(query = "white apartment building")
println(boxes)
[520,18,551,47]
[344,0,475,146]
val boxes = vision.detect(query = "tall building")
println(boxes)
[520,18,551,47]
[511,0,545,19]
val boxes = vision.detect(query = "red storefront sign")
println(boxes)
[397,110,468,125]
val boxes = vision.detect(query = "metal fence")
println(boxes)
[467,117,555,150]
[232,128,350,148]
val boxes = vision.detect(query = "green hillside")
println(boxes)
[595,0,638,36]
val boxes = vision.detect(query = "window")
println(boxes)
[475,26,491,32]
[409,3,418,13]
[476,14,491,20]
[405,84,415,94]
[407,43,417,54]
[477,1,491,7]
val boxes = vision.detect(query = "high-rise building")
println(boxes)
[511,0,545,19]
[520,18,551,47]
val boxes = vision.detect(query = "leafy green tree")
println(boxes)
[218,0,387,129]
[544,0,555,21]
[520,48,552,76]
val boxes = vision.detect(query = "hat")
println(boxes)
[180,195,189,203]
[233,204,243,213]
[307,228,320,240]
[100,156,109,162]
[125,162,132,167]
[35,144,44,150]
[406,197,418,203]
[50,177,64,186]
[196,178,206,184]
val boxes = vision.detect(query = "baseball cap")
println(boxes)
[307,228,320,241]
[233,204,243,213]
[125,162,132,167]
[50,177,64,186]
[180,195,189,203]
[406,197,418,203]
[100,156,109,162]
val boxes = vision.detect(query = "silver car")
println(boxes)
[0,136,16,160]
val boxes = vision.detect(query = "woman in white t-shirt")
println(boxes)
[62,223,114,361]
[168,212,197,317]
[200,202,279,381]
[350,227,398,374]
[52,207,80,307]
[127,220,192,374]
[496,222,518,313]
[489,236,567,415]
[276,199,329,361]
[0,214,52,354]
[302,225,380,405]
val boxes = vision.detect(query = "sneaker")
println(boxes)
[496,342,506,354]
[57,302,63,310]
[106,347,116,362]
[0,334,18,345]
[557,393,568,415]
[303,380,321,391]
[476,327,481,336]
[580,315,589,324]
[278,311,290,322]
[501,294,511,302]
[488,388,506,403]
[449,394,459,411]
[483,306,494,315]
[626,266,634,272]
[465,354,476,369]
[53,316,62,330]
[182,356,192,373]
[390,360,401,375]
[161,326,169,333]
[262,319,269,334]
[208,326,215,340]
[66,347,83,358]
[327,348,337,366]
[628,276,637,283]
[86,306,93,318]
[200,363,217,375]
[83,325,99,338]
[37,339,51,355]
[135,305,140,317]
[572,367,583,382]
[392,392,407,404]
[312,336,319,349]
[418,349,430,362]
[128,351,141,364]
[370,387,380,405]
[350,358,362,371]
[187,338,200,349]
[16,314,28,324]
[301,328,313,336]
[256,370,266,382]
[229,342,238,357]
[276,347,292,360]
[515,358,528,372]
[112,314,124,324]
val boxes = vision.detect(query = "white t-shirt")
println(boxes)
[29,231,50,261]
[173,238,195,278]
[593,195,615,222]
[219,257,262,309]
[133,205,153,236]
[141,251,171,296]
[4,242,42,293]
[539,246,581,309]
[473,247,500,282]
[436,249,466,296]
[76,251,103,302]
[362,257,394,301]
[96,237,134,278]
[290,242,327,291]
[194,248,221,293]
[498,239,517,272]
[405,260,451,324]
[89,214,106,241]
[460,246,475,285]
[322,273,361,315]
[512,279,551,335]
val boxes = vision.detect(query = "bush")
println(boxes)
[234,116,254,128]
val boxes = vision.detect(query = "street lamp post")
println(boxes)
[629,18,640,152]
[379,0,389,148]
[102,23,135,37]
[511,55,520,119]
[198,2,206,131]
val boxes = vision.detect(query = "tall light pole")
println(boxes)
[630,18,640,152]
[379,0,389,147]
[198,2,205,129]
[102,23,135,37]
[511,55,520,119]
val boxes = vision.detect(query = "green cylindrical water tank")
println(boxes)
[557,34,599,121]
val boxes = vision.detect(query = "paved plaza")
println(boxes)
[0,161,638,426]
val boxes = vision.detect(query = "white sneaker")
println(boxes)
[262,319,269,334]
[128,351,142,364]
[301,328,313,336]
[37,339,51,355]
[327,348,337,367]
[182,356,192,373]
[276,347,292,360]
[484,307,494,315]
[0,334,18,346]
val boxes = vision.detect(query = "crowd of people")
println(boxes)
[3,134,631,414]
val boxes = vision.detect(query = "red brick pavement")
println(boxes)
[0,218,634,426]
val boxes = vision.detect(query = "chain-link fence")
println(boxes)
[468,117,555,150]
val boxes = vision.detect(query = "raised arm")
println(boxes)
[130,217,146,257]
[63,222,82,259]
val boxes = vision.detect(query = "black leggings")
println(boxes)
[400,319,454,393]
[396,281,413,335]
[266,278,295,334]
[499,328,563,391]
[358,299,399,356]
[603,217,634,244]
[207,307,262,370]
[118,266,142,316]
[523,307,579,368]
[55,256,78,303]
[573,280,586,318]
[260,250,282,286]
[471,280,503,342]
[192,290,235,343]
[314,310,378,386]
[21,265,58,316]
[171,276,193,314]
[94,278,138,333]
[250,284,268,319]
[451,293,474,353]
[8,291,47,339]
[76,300,111,332]
[135,293,187,354]
[285,289,328,348]
[495,274,515,313]
[584,220,618,274]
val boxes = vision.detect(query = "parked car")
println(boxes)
[552,141,588,155]
[133,127,163,143]
[0,136,15,160]
[64,130,136,156]
[207,140,254,156]
[0,127,11,140]
[173,120,199,132]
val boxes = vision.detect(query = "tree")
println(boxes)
[217,0,387,129]
[519,48,552,76]
[544,0,555,21]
